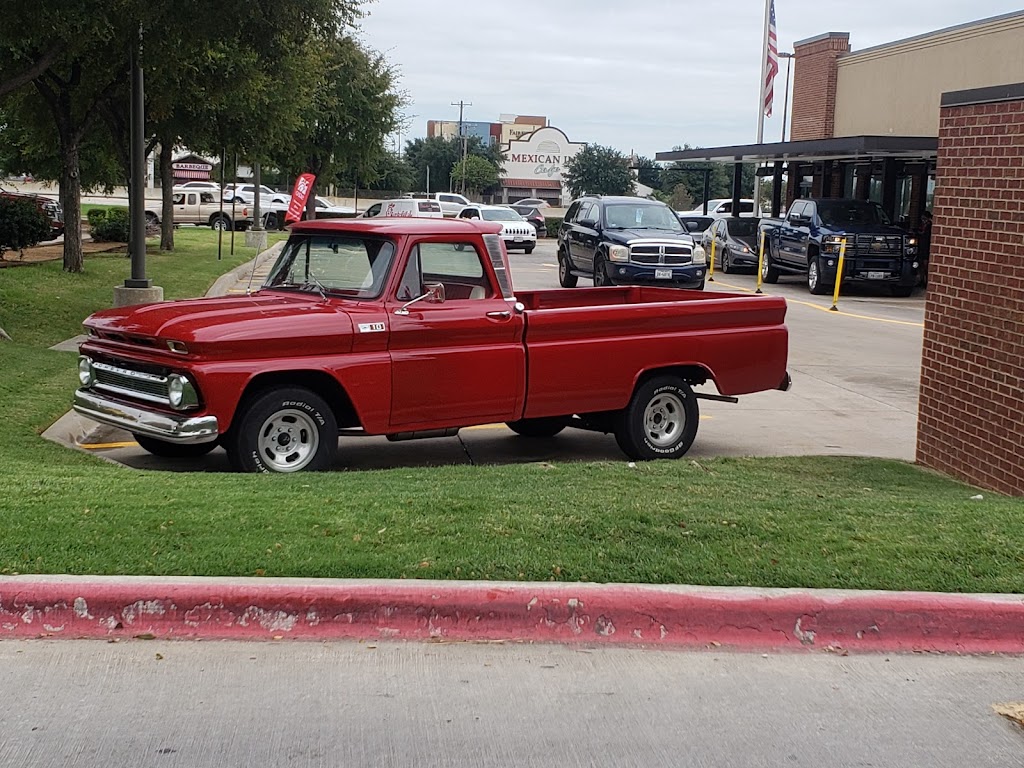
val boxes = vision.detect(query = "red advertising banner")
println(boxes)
[285,173,317,223]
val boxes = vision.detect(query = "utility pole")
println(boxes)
[451,100,472,195]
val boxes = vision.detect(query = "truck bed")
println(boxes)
[514,287,789,418]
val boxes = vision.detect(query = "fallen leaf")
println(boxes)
[377,527,387,534]
[155,653,164,660]
[993,703,1024,726]
[134,633,156,640]
[352,534,362,542]
[254,569,266,577]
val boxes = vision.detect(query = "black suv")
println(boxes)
[557,196,707,289]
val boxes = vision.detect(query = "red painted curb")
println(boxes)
[2,578,1024,653]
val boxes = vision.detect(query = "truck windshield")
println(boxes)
[605,204,683,231]
[817,201,891,227]
[264,234,396,299]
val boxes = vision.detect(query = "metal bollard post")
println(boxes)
[708,239,716,282]
[830,238,847,311]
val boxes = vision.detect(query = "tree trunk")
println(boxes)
[60,141,84,273]
[160,140,175,251]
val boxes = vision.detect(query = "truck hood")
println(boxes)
[605,227,695,244]
[818,222,907,237]
[84,292,354,359]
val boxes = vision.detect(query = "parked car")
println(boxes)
[558,196,706,289]
[701,217,762,273]
[758,198,918,296]
[146,190,253,231]
[223,183,284,205]
[73,217,791,473]
[456,204,536,253]
[676,214,714,239]
[681,199,763,218]
[0,188,63,240]
[508,204,548,237]
[263,196,357,228]
[361,199,444,220]
[175,181,221,192]
[409,192,471,217]
[511,198,551,208]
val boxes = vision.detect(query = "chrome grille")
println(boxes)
[629,242,692,266]
[93,362,171,405]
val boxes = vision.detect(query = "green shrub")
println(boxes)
[544,217,563,237]
[0,196,51,257]
[86,207,108,228]
[91,206,130,242]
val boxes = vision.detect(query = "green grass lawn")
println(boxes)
[0,230,1021,590]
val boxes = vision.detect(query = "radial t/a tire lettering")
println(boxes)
[226,387,337,473]
[613,376,699,461]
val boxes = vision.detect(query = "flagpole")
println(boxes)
[754,0,772,208]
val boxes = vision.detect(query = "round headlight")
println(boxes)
[167,375,185,408]
[78,356,95,388]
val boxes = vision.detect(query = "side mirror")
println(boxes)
[395,282,445,316]
[578,218,598,229]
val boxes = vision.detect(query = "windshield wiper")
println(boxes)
[303,274,329,301]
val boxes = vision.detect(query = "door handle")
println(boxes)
[486,310,512,320]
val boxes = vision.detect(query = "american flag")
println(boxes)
[764,0,779,117]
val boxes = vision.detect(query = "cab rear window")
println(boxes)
[418,202,441,213]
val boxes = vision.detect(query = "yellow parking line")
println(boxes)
[710,279,924,328]
[79,441,138,450]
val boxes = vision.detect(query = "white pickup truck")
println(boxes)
[146,190,254,231]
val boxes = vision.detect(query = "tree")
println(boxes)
[562,144,635,198]
[450,155,500,196]
[667,185,694,211]
[404,135,506,194]
[276,35,403,217]
[633,156,661,189]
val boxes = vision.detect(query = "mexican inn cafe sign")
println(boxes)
[502,126,585,184]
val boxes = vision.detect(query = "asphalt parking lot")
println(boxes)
[66,237,925,472]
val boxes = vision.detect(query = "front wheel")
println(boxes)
[807,256,831,295]
[593,256,611,286]
[506,416,571,438]
[133,434,218,459]
[225,387,337,473]
[525,246,534,254]
[761,243,780,284]
[614,377,699,461]
[720,248,732,274]
[558,248,578,288]
[890,285,914,297]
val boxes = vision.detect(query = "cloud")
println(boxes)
[358,0,1023,156]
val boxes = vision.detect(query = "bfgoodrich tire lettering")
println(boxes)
[226,387,337,473]
[614,376,699,460]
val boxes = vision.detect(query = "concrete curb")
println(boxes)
[3,576,1024,653]
[206,240,284,298]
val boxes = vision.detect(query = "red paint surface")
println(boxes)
[3,579,1024,654]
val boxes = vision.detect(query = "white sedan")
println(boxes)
[456,204,537,253]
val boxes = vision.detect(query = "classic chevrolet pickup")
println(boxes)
[74,218,791,473]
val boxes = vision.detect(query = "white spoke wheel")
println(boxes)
[226,387,337,473]
[614,376,699,461]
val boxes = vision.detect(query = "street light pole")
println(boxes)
[780,52,794,143]
[115,23,163,307]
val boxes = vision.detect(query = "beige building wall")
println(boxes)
[833,12,1024,137]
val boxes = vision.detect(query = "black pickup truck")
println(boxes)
[758,198,919,297]
[557,196,707,289]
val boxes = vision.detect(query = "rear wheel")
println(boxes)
[133,434,217,459]
[505,416,571,438]
[614,376,699,461]
[225,387,337,473]
[558,248,578,288]
[807,255,831,295]
[210,214,230,231]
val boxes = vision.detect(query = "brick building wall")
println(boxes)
[917,83,1024,496]
[790,33,850,141]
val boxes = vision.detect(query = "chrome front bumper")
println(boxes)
[73,389,220,444]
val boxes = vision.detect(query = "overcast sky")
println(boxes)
[357,1,1023,158]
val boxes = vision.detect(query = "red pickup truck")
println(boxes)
[74,218,791,473]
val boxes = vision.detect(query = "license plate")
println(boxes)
[866,271,887,280]
[655,269,672,280]
[513,237,523,243]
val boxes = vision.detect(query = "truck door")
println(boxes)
[386,238,526,427]
[570,201,599,272]
[780,202,809,267]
